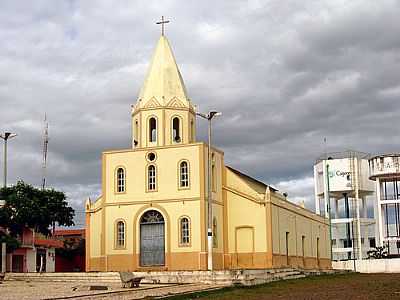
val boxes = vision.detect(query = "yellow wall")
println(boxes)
[103,144,201,203]
[223,168,270,269]
[87,142,207,271]
[270,195,330,258]
[89,206,102,257]
[222,167,331,270]
[87,143,331,271]
[270,193,330,268]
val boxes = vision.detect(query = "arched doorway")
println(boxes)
[140,210,165,266]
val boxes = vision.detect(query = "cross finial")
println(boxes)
[156,16,170,36]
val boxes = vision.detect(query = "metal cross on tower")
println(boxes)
[156,16,170,36]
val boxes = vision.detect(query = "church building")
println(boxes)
[85,30,331,272]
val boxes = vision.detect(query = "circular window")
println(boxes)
[147,152,156,162]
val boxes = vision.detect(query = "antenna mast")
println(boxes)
[42,114,49,190]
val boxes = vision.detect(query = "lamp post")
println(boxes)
[325,163,333,262]
[0,132,17,188]
[196,111,221,271]
[0,132,17,273]
[0,132,16,273]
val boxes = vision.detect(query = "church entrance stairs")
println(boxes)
[5,268,345,286]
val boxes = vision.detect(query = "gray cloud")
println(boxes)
[1,0,399,226]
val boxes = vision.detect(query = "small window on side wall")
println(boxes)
[116,168,125,193]
[116,221,125,248]
[180,217,190,245]
[148,165,157,191]
[179,161,189,188]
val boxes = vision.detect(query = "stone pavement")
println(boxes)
[0,280,221,300]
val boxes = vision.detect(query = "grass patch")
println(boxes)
[159,273,400,300]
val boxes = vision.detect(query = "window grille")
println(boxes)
[180,161,189,187]
[116,221,125,247]
[148,165,156,191]
[180,217,190,245]
[117,168,125,193]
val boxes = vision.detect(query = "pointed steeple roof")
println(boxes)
[137,35,189,108]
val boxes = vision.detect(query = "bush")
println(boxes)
[367,246,388,259]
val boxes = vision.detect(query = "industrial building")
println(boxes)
[369,154,400,255]
[314,151,376,261]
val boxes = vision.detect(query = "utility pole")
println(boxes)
[42,114,49,190]
[0,131,17,273]
[196,110,221,271]
[326,163,333,261]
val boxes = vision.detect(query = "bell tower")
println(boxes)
[131,33,196,148]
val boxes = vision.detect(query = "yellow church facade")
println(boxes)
[85,34,331,272]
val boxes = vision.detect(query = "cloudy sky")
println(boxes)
[1,0,399,227]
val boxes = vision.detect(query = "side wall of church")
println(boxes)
[223,168,271,269]
[223,167,331,270]
[270,194,331,269]
[87,201,103,271]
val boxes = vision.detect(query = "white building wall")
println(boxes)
[46,248,55,272]
[333,258,400,273]
[26,249,36,272]
[314,153,376,261]
[1,242,6,273]
[369,154,400,251]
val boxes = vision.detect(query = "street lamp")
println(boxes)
[0,132,16,273]
[0,132,17,188]
[196,110,222,271]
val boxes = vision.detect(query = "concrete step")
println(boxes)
[4,268,337,286]
[5,272,121,283]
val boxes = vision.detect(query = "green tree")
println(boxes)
[0,181,75,237]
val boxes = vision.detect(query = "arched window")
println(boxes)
[149,117,157,142]
[148,165,156,191]
[116,220,125,248]
[172,117,181,143]
[213,217,218,248]
[179,161,189,188]
[141,210,164,224]
[134,120,139,147]
[180,217,190,245]
[116,167,125,193]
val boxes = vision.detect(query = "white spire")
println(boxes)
[137,35,189,108]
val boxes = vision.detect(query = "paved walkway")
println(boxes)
[0,281,221,300]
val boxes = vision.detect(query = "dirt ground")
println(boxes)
[0,281,218,300]
[164,273,400,300]
[2,273,400,300]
